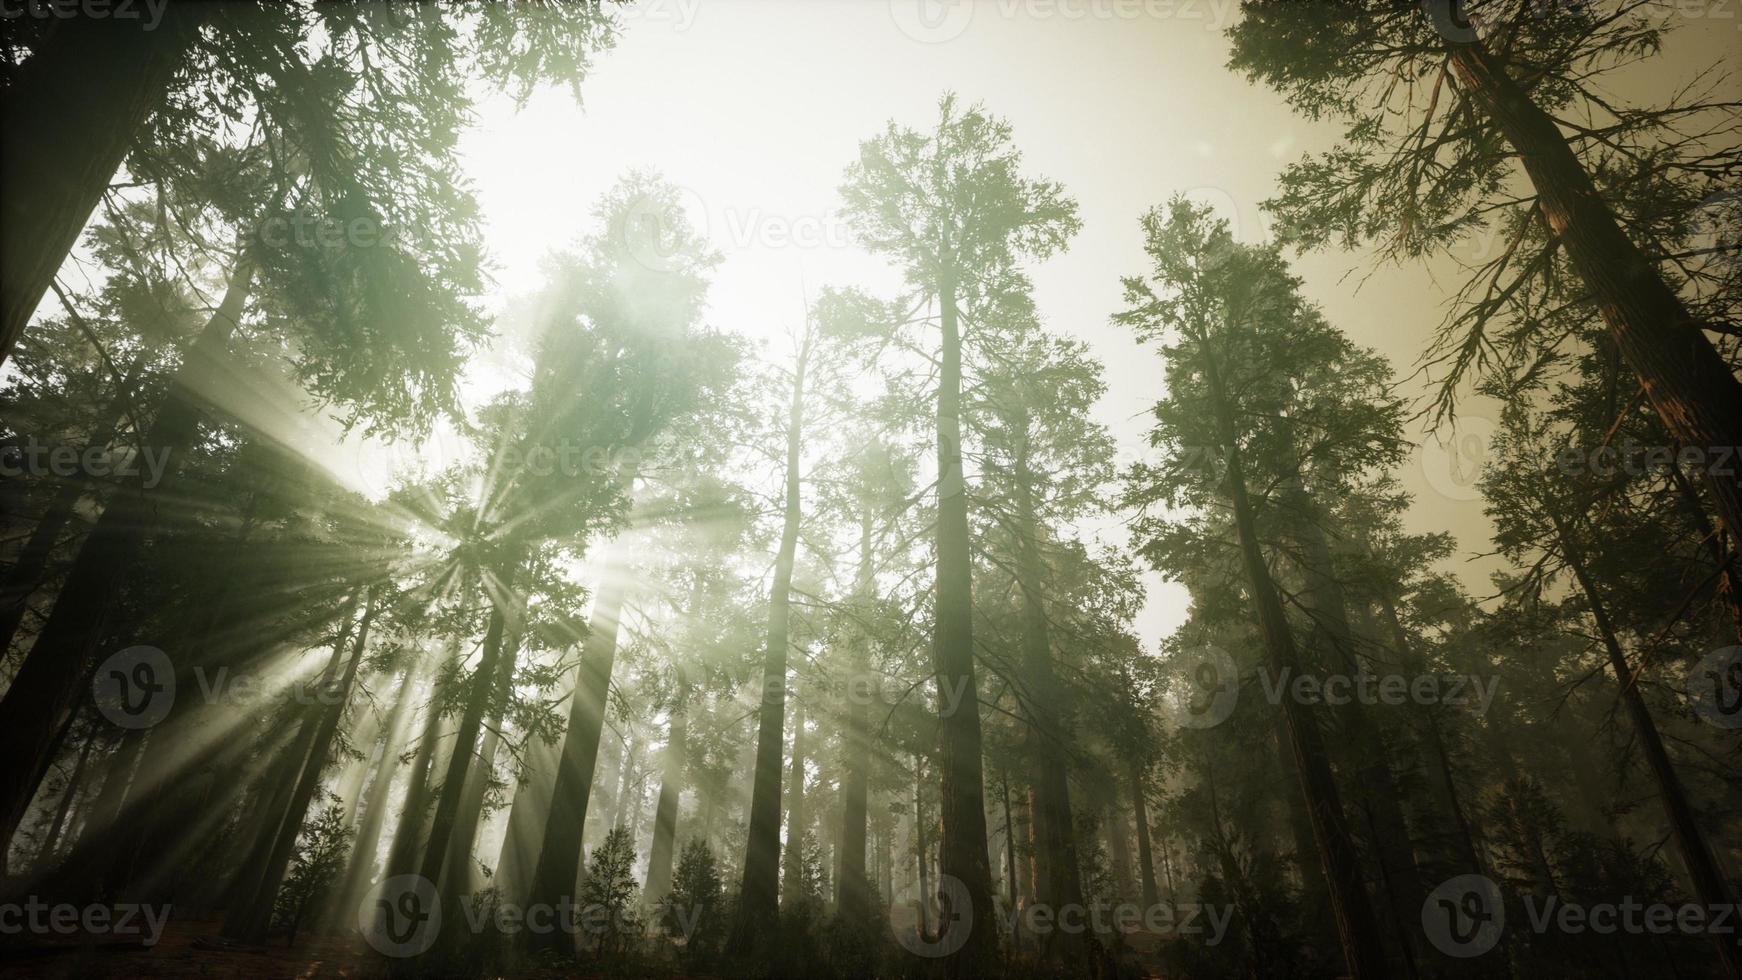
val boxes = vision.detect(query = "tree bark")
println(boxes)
[0,254,254,854]
[728,331,810,954]
[525,570,628,955]
[493,696,564,908]
[0,2,212,364]
[419,568,520,898]
[1202,345,1389,979]
[36,718,99,869]
[1446,40,1742,566]
[644,689,687,902]
[782,700,808,898]
[837,509,875,918]
[224,588,372,943]
[1551,512,1742,979]
[1129,761,1159,909]
[329,658,422,926]
[932,272,998,975]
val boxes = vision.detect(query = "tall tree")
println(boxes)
[838,94,1080,974]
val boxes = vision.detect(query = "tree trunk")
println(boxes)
[728,331,810,954]
[1551,512,1742,979]
[1286,480,1427,964]
[0,2,212,364]
[525,570,628,955]
[782,700,808,898]
[1012,434,1108,973]
[330,658,422,926]
[914,754,932,937]
[0,254,254,853]
[1370,578,1485,878]
[837,509,875,917]
[1202,345,1389,979]
[0,409,120,655]
[932,272,997,975]
[36,718,99,869]
[386,662,450,882]
[1445,40,1742,563]
[225,588,372,943]
[644,690,687,902]
[494,695,565,908]
[1129,761,1159,909]
[419,568,520,899]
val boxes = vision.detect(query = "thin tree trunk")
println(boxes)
[36,718,98,869]
[1550,511,1742,979]
[644,690,687,902]
[782,700,808,897]
[837,508,875,917]
[224,588,371,943]
[419,568,520,899]
[728,331,810,954]
[386,663,449,881]
[914,754,932,937]
[0,3,213,363]
[494,696,565,908]
[525,570,628,955]
[0,254,254,853]
[1011,432,1108,973]
[1286,479,1427,964]
[932,271,997,975]
[1202,344,1389,979]
[330,658,422,925]
[1129,761,1159,909]
[1445,40,1742,563]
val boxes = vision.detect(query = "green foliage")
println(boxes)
[582,826,643,957]
[271,802,354,945]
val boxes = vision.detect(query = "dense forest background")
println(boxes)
[0,2,1739,979]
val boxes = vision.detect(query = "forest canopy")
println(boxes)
[0,2,1738,979]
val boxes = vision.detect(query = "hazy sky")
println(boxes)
[437,0,1742,652]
